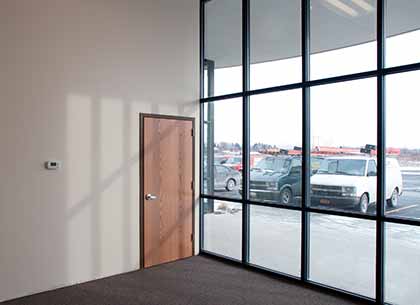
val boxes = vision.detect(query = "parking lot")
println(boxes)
[204,169,420,305]
[204,203,420,305]
[391,171,420,218]
[212,171,420,219]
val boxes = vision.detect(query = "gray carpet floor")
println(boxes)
[2,255,368,305]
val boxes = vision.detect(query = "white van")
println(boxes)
[311,156,403,214]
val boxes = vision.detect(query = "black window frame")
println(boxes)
[199,0,420,304]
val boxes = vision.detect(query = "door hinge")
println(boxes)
[191,181,194,190]
[191,128,195,137]
[191,234,194,242]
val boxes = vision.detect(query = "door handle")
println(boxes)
[145,194,158,201]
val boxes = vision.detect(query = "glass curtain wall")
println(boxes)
[200,0,420,304]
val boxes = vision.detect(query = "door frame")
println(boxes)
[139,113,196,268]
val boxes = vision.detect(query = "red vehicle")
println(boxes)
[223,156,243,171]
[312,146,401,157]
[223,155,262,171]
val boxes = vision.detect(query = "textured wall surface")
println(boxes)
[0,0,199,301]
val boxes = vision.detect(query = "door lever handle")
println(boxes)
[145,194,158,201]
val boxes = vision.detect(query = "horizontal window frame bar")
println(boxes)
[201,194,374,219]
[199,251,376,305]
[201,194,244,204]
[247,199,302,211]
[201,91,244,103]
[305,279,376,303]
[201,194,420,226]
[245,262,301,281]
[200,61,420,103]
[383,61,420,76]
[246,81,305,97]
[383,215,420,227]
[200,249,242,263]
[201,193,374,220]
[307,207,377,221]
[201,1,420,304]
[307,70,377,88]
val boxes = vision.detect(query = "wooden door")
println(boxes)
[141,115,194,268]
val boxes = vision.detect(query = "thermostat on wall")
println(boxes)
[45,161,61,170]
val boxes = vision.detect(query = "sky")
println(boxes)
[209,30,420,150]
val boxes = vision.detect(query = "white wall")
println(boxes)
[0,0,199,302]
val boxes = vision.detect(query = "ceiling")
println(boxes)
[205,0,420,68]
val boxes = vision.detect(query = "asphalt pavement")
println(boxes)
[211,173,420,219]
[203,202,420,305]
[390,173,420,219]
[204,172,420,304]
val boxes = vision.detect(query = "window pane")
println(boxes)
[309,213,376,298]
[250,90,302,206]
[205,0,242,97]
[203,99,242,200]
[250,206,301,276]
[250,0,301,90]
[386,1,420,67]
[386,71,420,220]
[310,78,377,215]
[310,0,376,80]
[203,199,242,260]
[385,223,420,305]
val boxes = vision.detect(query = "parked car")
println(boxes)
[247,155,323,204]
[214,155,229,165]
[213,164,241,191]
[223,156,243,171]
[311,156,403,213]
[221,155,262,172]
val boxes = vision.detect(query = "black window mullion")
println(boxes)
[376,0,386,303]
[199,0,205,253]
[199,103,205,252]
[199,0,420,302]
[242,0,251,264]
[301,0,311,282]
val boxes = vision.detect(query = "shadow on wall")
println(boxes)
[0,0,198,300]
[65,94,197,282]
[57,0,199,284]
